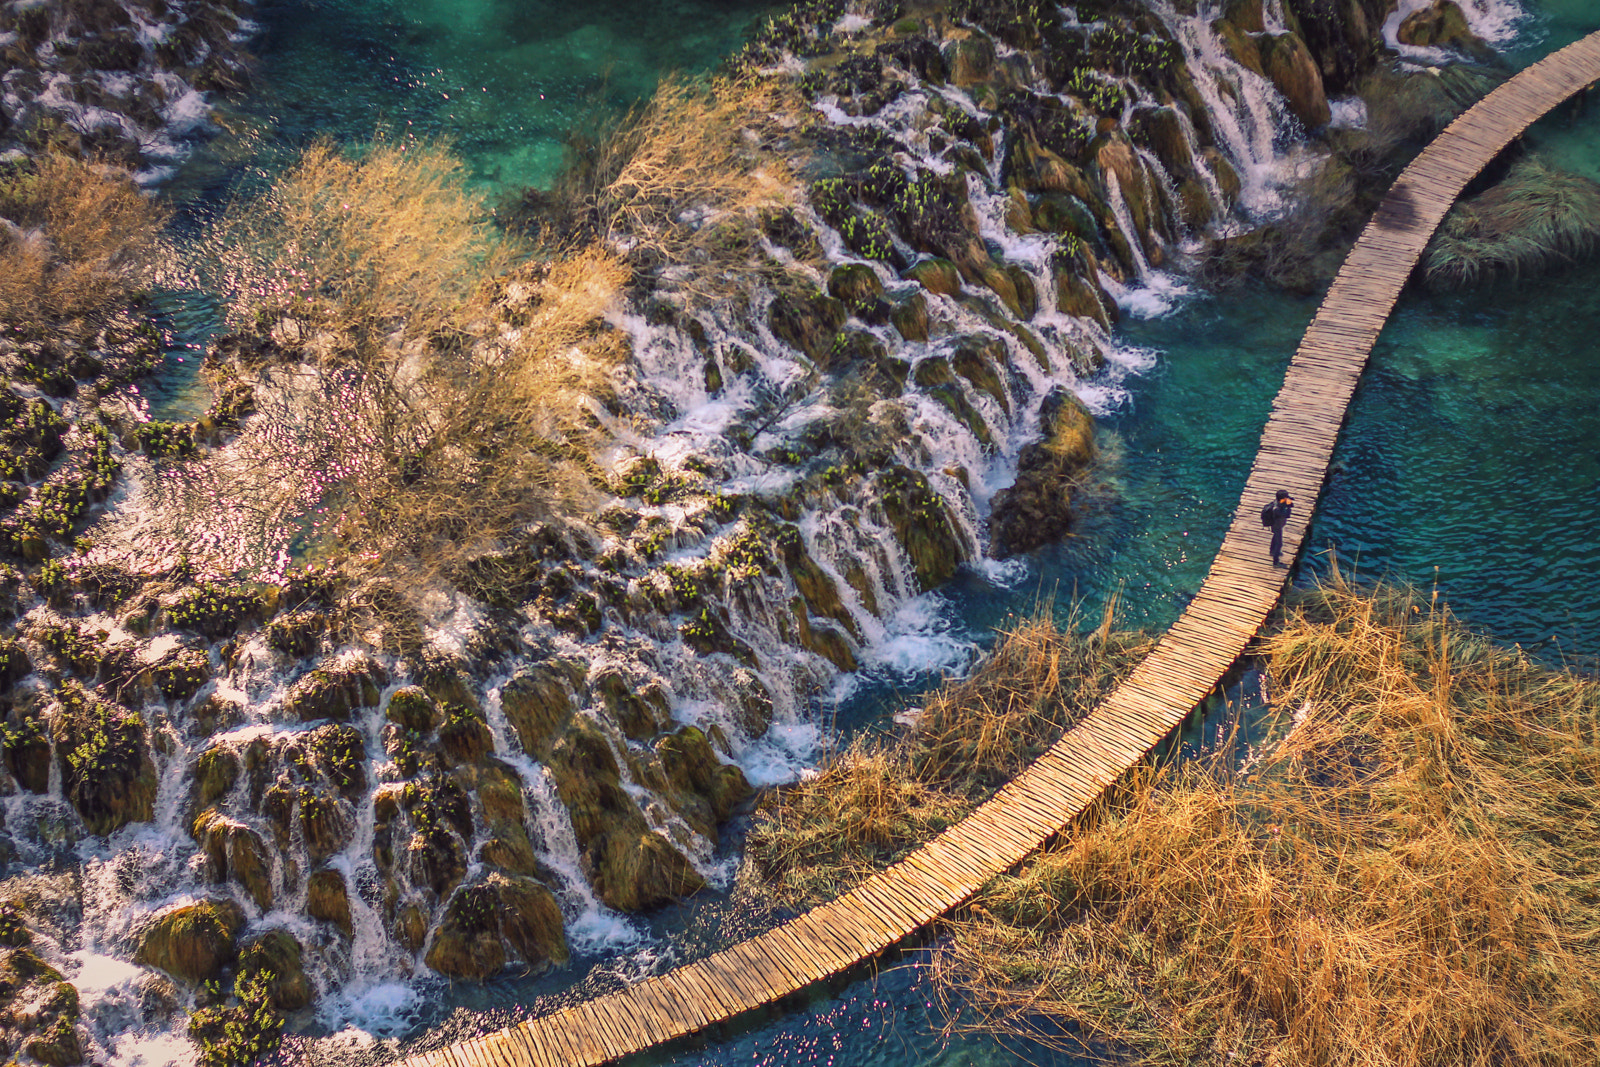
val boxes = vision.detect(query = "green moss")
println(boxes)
[168,583,263,639]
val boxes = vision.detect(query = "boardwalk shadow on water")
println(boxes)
[402,29,1600,1067]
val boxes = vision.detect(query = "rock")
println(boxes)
[191,810,274,911]
[594,670,670,741]
[1,948,82,1067]
[307,867,353,938]
[52,684,155,836]
[654,726,752,842]
[3,710,50,794]
[1260,32,1331,129]
[438,704,493,766]
[913,357,993,446]
[903,257,963,296]
[500,662,583,757]
[827,263,884,306]
[1224,0,1265,33]
[1203,147,1242,206]
[151,648,210,701]
[1005,264,1039,319]
[395,903,428,953]
[1133,107,1197,183]
[877,466,969,591]
[192,693,243,737]
[193,746,241,808]
[1093,132,1159,254]
[1032,193,1100,245]
[945,33,996,85]
[495,874,568,971]
[297,788,350,865]
[776,527,861,639]
[545,717,706,911]
[134,899,246,985]
[1211,18,1264,76]
[308,723,366,796]
[989,389,1097,556]
[1055,265,1114,332]
[890,292,931,342]
[1007,137,1095,199]
[951,335,1011,413]
[768,284,847,362]
[283,656,385,722]
[588,827,707,912]
[790,600,859,672]
[424,874,568,979]
[384,686,439,732]
[237,929,313,1011]
[265,610,327,657]
[1398,0,1492,59]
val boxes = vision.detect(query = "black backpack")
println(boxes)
[1260,502,1276,527]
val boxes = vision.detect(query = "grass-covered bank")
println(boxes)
[901,582,1600,1067]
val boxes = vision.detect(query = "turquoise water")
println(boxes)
[157,0,1600,1060]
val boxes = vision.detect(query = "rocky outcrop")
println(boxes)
[192,810,274,911]
[283,656,386,721]
[0,946,83,1066]
[1260,32,1331,129]
[307,867,354,938]
[990,390,1098,557]
[237,929,314,1011]
[1397,0,1494,60]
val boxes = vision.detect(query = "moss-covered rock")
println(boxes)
[775,524,861,640]
[654,726,752,843]
[951,335,1011,414]
[945,32,996,86]
[296,787,350,865]
[0,946,82,1066]
[2,709,50,794]
[545,716,706,911]
[265,609,328,657]
[791,598,860,672]
[152,648,210,701]
[594,670,670,742]
[913,357,993,447]
[424,874,568,980]
[134,899,246,985]
[51,683,155,835]
[768,283,847,362]
[989,388,1097,556]
[306,867,353,938]
[902,257,963,296]
[237,929,313,1011]
[890,291,931,342]
[1260,32,1330,128]
[192,809,274,911]
[308,723,366,795]
[384,686,439,732]
[283,657,385,722]
[877,466,969,591]
[499,661,583,757]
[193,745,241,809]
[438,702,494,765]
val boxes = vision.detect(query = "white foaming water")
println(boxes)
[317,980,428,1039]
[1329,96,1369,130]
[861,592,981,679]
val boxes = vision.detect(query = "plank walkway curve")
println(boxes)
[404,32,1600,1067]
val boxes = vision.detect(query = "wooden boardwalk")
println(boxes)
[403,32,1600,1067]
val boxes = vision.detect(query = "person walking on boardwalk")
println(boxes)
[1263,489,1293,567]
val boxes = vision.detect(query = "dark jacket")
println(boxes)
[1269,500,1293,531]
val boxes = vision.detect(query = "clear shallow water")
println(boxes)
[129,0,1600,1060]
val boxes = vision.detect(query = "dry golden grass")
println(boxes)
[744,602,1154,907]
[935,582,1600,1067]
[0,153,165,330]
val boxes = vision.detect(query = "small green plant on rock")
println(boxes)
[187,966,284,1067]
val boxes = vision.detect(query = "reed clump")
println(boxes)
[935,583,1600,1067]
[0,153,165,333]
[744,603,1154,907]
[1424,156,1600,288]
